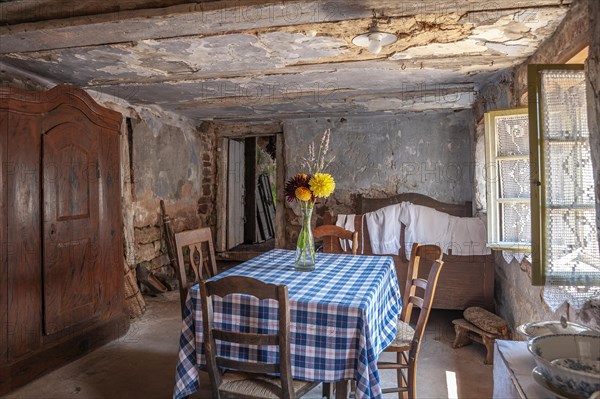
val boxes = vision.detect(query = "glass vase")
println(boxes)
[294,202,315,271]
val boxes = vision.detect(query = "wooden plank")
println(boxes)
[274,134,285,248]
[215,138,228,252]
[244,137,257,243]
[259,174,275,238]
[215,123,283,138]
[160,200,178,280]
[256,174,274,241]
[98,122,126,321]
[359,192,472,217]
[1,0,572,27]
[1,0,197,24]
[0,315,129,397]
[255,191,269,242]
[7,111,42,359]
[0,109,7,364]
[227,139,244,248]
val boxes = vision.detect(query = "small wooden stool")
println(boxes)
[452,307,509,365]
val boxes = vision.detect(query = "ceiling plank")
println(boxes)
[0,0,571,53]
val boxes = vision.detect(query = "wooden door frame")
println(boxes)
[215,127,284,253]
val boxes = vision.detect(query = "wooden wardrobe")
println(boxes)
[0,85,128,395]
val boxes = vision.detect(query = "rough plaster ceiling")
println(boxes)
[0,0,571,122]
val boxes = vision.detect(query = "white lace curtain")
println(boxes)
[537,69,600,311]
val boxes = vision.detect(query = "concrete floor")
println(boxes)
[3,291,494,399]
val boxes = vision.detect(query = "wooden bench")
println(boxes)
[321,193,496,310]
[452,307,509,364]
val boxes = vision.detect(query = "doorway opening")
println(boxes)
[222,135,278,259]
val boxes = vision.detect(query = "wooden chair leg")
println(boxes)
[335,380,349,399]
[408,358,417,399]
[396,352,411,399]
[322,382,333,399]
[482,336,495,365]
[453,324,472,348]
[393,351,411,399]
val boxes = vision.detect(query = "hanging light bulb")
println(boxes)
[352,11,397,55]
[367,33,384,54]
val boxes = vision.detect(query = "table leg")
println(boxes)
[335,380,349,399]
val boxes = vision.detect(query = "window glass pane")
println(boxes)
[500,202,531,243]
[498,159,530,198]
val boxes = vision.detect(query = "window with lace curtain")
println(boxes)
[485,65,599,307]
[528,64,600,291]
[484,109,532,253]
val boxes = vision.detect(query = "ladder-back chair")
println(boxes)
[313,225,358,255]
[174,227,218,316]
[201,276,319,398]
[377,243,444,399]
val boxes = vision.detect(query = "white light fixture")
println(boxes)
[352,11,397,55]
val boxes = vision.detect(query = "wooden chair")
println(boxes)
[174,227,218,316]
[313,225,358,255]
[377,243,444,399]
[200,276,319,399]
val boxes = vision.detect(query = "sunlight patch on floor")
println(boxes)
[445,370,458,399]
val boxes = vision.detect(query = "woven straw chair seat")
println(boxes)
[221,372,317,398]
[388,319,416,351]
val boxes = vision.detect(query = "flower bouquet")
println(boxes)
[284,129,335,270]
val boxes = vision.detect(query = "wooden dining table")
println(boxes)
[173,249,401,399]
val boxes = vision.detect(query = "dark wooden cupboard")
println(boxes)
[0,85,128,395]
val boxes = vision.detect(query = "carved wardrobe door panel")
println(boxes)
[42,117,100,335]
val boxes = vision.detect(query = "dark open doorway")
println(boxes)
[224,135,277,258]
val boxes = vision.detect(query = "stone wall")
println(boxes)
[473,0,600,333]
[128,109,217,277]
[283,110,473,246]
[471,73,514,215]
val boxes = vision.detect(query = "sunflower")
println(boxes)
[309,173,335,198]
[284,173,311,202]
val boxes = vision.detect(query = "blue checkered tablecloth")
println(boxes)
[173,249,401,399]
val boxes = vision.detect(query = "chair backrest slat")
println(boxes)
[216,357,280,374]
[409,296,424,309]
[413,278,428,290]
[213,329,279,346]
[313,224,359,255]
[207,275,280,300]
